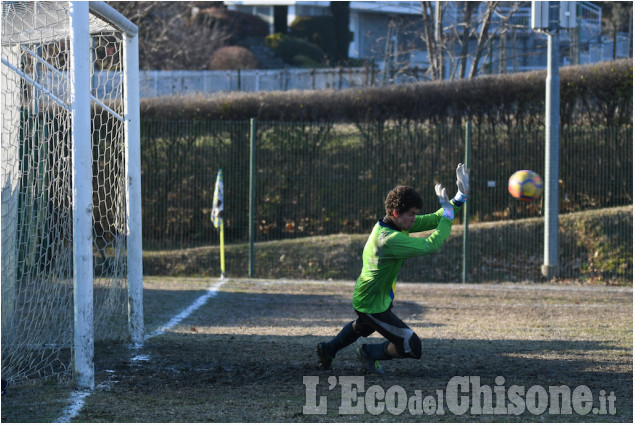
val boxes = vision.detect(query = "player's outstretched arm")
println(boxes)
[388,185,453,257]
[411,170,465,232]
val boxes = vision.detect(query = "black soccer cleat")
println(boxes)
[316,342,334,370]
[356,344,384,375]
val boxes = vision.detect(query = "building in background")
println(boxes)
[225,1,629,79]
[106,1,631,96]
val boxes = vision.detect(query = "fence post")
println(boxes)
[368,63,373,87]
[249,118,256,277]
[311,67,315,90]
[462,121,471,284]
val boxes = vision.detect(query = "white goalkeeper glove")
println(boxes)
[454,163,469,204]
[435,184,454,220]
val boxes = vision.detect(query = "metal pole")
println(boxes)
[249,119,256,278]
[123,24,144,346]
[219,219,225,278]
[542,2,560,279]
[70,0,94,390]
[462,122,471,283]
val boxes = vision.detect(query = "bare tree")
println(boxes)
[457,1,480,79]
[107,1,231,70]
[420,1,443,80]
[417,1,530,80]
[466,1,499,79]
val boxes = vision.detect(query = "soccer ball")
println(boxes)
[508,170,544,201]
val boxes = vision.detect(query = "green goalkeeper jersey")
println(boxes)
[352,205,460,314]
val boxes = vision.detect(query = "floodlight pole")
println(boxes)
[542,2,560,279]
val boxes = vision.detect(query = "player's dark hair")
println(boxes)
[385,185,423,216]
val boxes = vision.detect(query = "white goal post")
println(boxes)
[1,1,142,389]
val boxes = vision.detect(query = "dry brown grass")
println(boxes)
[2,278,631,422]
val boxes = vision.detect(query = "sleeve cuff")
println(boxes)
[453,190,468,206]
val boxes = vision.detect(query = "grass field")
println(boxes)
[1,277,632,422]
[143,206,633,285]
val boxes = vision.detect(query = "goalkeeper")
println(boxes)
[317,164,469,374]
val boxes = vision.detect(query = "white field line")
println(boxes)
[54,390,91,423]
[55,278,226,423]
[145,278,226,340]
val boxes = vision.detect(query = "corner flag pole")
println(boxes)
[211,169,225,279]
[219,220,225,278]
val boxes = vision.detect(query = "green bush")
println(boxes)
[208,46,259,70]
[196,7,269,39]
[289,16,348,64]
[265,33,326,66]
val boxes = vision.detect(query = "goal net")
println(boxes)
[1,1,142,389]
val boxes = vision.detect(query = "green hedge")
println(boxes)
[139,59,633,127]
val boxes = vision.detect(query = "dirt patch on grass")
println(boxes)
[3,278,628,422]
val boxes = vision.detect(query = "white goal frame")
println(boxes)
[1,1,142,389]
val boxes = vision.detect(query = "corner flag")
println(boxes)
[211,169,224,228]
[211,169,225,278]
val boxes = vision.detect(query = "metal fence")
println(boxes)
[137,68,395,96]
[140,120,632,282]
[100,52,632,98]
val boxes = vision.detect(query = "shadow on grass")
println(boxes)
[78,332,632,422]
[100,285,630,422]
[2,283,631,423]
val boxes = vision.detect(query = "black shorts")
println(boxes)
[353,304,422,359]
